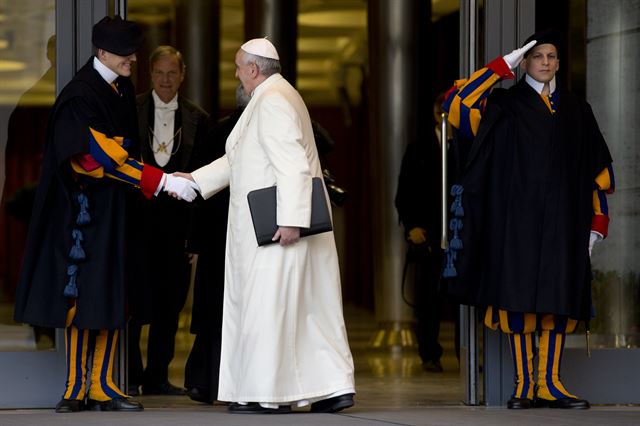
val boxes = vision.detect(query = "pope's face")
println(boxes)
[100,50,136,77]
[235,50,257,96]
[151,55,184,103]
[520,43,559,84]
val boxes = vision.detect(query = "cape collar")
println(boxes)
[525,74,556,95]
[92,56,118,84]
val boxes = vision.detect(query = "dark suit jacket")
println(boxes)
[127,91,209,323]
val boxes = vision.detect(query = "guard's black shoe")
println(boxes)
[54,398,84,413]
[422,360,444,373]
[142,381,185,395]
[507,397,532,409]
[310,393,355,413]
[87,397,144,411]
[534,397,590,409]
[228,402,291,414]
[186,387,212,404]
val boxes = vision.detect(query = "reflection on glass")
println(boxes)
[587,1,640,350]
[0,0,56,351]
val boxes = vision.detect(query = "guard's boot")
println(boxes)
[507,332,535,409]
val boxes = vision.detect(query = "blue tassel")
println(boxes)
[450,184,464,197]
[63,265,79,298]
[76,210,90,225]
[450,237,463,250]
[69,228,85,260]
[442,249,458,277]
[442,265,457,278]
[69,243,85,260]
[72,229,83,242]
[76,193,91,225]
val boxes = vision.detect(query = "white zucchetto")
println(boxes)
[240,38,280,60]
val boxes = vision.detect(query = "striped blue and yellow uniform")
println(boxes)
[62,127,163,401]
[70,127,163,199]
[445,56,614,401]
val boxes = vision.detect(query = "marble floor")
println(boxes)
[2,303,640,425]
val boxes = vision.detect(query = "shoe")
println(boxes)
[127,385,140,397]
[422,360,444,373]
[55,398,84,413]
[310,393,355,413]
[186,387,212,404]
[87,397,144,411]
[228,402,292,414]
[534,397,590,409]
[142,381,185,395]
[507,397,532,409]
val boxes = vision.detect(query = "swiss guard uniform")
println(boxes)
[13,17,171,413]
[442,30,614,409]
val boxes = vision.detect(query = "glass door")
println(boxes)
[0,0,115,408]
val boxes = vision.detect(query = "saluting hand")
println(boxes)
[503,39,537,69]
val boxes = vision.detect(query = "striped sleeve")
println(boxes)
[71,127,163,199]
[591,164,615,238]
[443,56,514,139]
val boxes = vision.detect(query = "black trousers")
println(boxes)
[410,246,444,363]
[128,249,191,387]
[184,332,222,403]
[183,249,225,402]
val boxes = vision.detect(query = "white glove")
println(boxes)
[588,231,603,257]
[162,173,199,202]
[503,40,537,69]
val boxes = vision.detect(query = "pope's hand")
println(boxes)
[163,173,199,202]
[503,39,537,69]
[273,226,301,246]
[588,231,603,258]
[172,171,195,182]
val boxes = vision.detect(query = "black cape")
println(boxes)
[446,78,612,321]
[13,58,140,330]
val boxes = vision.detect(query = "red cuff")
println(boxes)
[76,154,101,172]
[591,215,610,238]
[140,164,163,199]
[486,56,515,80]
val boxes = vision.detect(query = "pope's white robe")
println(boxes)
[191,74,355,403]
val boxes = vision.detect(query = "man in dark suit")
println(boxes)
[128,45,209,396]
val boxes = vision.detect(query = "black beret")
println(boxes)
[523,28,560,56]
[92,16,143,56]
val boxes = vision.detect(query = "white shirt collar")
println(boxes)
[525,74,556,95]
[152,90,179,109]
[92,56,119,84]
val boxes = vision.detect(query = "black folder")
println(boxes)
[247,177,333,246]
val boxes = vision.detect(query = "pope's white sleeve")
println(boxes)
[257,93,312,228]
[191,154,231,200]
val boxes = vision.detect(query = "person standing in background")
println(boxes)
[128,45,209,396]
[395,95,447,373]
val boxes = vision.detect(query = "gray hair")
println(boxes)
[244,52,281,77]
[235,85,252,107]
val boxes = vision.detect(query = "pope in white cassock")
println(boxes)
[174,38,355,414]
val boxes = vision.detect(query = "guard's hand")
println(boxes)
[503,40,537,69]
[272,226,301,246]
[187,253,198,265]
[163,173,199,202]
[408,227,427,245]
[588,231,603,258]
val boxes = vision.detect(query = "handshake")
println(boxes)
[159,172,199,202]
